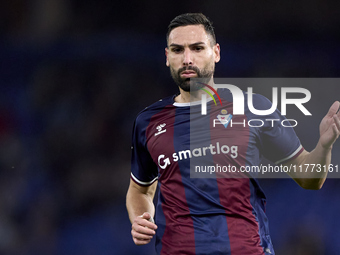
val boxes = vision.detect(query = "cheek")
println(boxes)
[200,54,215,68]
[197,50,214,63]
[168,55,181,66]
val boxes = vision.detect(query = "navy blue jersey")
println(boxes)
[130,88,303,255]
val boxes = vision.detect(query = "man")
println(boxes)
[126,13,340,255]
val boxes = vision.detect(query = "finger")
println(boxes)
[332,123,340,138]
[336,101,340,118]
[131,229,154,240]
[327,101,340,118]
[141,212,155,223]
[132,223,156,236]
[334,114,340,131]
[135,217,158,230]
[141,212,151,220]
[139,212,155,224]
[133,237,151,245]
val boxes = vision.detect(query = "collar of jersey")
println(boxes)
[173,95,213,107]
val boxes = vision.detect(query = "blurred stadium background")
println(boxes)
[1,0,340,254]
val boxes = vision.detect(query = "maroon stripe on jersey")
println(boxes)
[209,100,264,254]
[145,106,196,255]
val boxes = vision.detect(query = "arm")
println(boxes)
[126,179,158,245]
[286,101,340,189]
[286,147,331,190]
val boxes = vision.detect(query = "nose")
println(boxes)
[183,48,193,66]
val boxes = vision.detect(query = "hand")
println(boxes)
[319,101,340,149]
[131,212,158,245]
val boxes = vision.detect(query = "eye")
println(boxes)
[171,47,183,53]
[193,46,204,52]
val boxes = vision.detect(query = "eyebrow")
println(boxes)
[169,42,206,48]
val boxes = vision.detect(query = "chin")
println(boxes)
[180,82,203,93]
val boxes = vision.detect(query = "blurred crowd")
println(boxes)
[1,0,340,254]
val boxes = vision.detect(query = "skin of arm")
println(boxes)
[285,101,340,190]
[126,179,158,245]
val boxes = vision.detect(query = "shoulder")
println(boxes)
[217,88,273,108]
[134,95,176,126]
[245,92,273,109]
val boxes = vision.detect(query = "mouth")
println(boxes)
[180,70,197,78]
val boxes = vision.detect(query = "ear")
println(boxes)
[213,43,221,63]
[165,47,169,66]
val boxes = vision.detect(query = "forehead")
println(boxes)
[168,25,211,46]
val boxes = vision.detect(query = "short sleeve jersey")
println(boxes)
[130,89,303,255]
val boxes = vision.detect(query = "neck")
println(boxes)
[175,89,203,103]
[174,79,215,103]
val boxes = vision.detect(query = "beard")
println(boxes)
[170,63,215,92]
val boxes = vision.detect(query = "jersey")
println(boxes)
[130,88,303,255]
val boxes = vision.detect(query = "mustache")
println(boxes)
[177,66,200,75]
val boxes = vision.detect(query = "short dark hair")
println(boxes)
[166,13,216,46]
